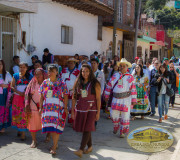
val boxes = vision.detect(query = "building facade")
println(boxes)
[0,0,113,69]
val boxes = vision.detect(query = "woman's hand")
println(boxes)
[64,108,68,118]
[25,105,31,113]
[157,77,162,82]
[71,110,75,120]
[96,111,100,121]
[139,84,143,88]
[39,108,42,115]
[165,78,169,83]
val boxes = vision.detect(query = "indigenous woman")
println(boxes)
[0,60,12,133]
[39,64,68,155]
[71,64,101,158]
[11,62,33,140]
[25,68,47,148]
[131,64,150,120]
[105,58,137,138]
[105,61,119,117]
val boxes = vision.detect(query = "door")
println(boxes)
[2,34,13,71]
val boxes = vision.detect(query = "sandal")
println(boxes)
[30,141,37,148]
[74,150,83,158]
[49,144,59,151]
[50,150,56,155]
[83,147,93,154]
[131,117,136,121]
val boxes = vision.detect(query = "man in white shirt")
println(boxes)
[91,58,105,95]
[149,57,158,71]
[10,56,20,75]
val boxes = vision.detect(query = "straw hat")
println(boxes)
[117,58,132,68]
[67,58,79,63]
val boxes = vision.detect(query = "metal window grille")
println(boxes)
[127,1,131,16]
[0,16,14,59]
[117,0,123,23]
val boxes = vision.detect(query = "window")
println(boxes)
[127,1,131,16]
[108,0,113,7]
[61,25,73,44]
[117,0,123,23]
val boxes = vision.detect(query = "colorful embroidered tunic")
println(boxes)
[104,72,137,134]
[12,73,32,131]
[131,75,150,116]
[39,78,68,134]
[0,72,12,130]
[61,67,79,123]
[105,72,137,111]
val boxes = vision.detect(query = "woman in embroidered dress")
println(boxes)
[71,64,101,158]
[39,64,68,155]
[0,60,12,133]
[25,68,47,148]
[11,62,33,140]
[131,64,150,120]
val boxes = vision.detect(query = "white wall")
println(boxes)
[17,2,101,64]
[137,40,150,61]
[101,27,123,56]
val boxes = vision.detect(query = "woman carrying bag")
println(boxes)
[154,64,173,123]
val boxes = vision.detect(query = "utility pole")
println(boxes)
[112,0,119,59]
[133,0,142,59]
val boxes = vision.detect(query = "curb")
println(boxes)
[171,140,180,160]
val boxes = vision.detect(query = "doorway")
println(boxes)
[0,16,14,72]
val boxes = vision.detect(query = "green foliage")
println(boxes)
[155,7,180,29]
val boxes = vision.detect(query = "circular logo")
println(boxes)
[127,126,174,153]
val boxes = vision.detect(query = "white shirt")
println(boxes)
[94,69,105,95]
[13,65,19,73]
[149,65,155,71]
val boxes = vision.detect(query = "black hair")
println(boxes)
[35,60,43,66]
[91,58,99,64]
[159,63,168,77]
[0,59,7,81]
[135,64,144,77]
[13,56,19,61]
[74,64,100,98]
[19,62,30,79]
[110,61,119,77]
[94,51,98,55]
[43,48,49,53]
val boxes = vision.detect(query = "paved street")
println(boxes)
[0,95,180,160]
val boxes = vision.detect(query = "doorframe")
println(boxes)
[0,15,15,59]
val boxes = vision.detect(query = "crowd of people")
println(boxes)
[0,48,180,157]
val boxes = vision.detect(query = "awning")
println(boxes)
[53,0,114,16]
[150,41,165,47]
[0,2,37,14]
[138,35,156,43]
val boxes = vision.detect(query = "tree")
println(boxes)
[155,7,180,29]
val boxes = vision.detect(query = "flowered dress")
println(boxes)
[0,72,12,130]
[39,78,68,134]
[131,75,151,116]
[12,73,32,131]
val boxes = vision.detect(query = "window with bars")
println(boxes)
[61,25,73,44]
[127,1,131,16]
[117,0,123,23]
[107,0,113,7]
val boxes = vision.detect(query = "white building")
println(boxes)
[0,0,113,70]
